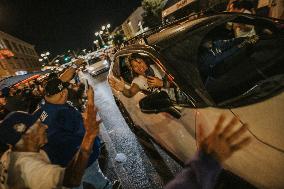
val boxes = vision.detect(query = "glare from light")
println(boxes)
[107,24,111,28]
[46,52,50,56]
[100,31,103,35]
[39,58,43,62]
[102,26,106,30]
[95,32,99,36]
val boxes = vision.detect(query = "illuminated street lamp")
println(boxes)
[93,40,99,49]
[95,31,106,46]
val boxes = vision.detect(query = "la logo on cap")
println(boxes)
[58,84,63,90]
[13,123,27,133]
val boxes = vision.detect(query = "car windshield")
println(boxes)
[88,56,102,65]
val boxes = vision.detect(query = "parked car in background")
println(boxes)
[86,55,110,76]
[108,13,284,189]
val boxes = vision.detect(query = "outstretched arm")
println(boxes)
[62,85,101,187]
[108,76,141,98]
[59,59,85,82]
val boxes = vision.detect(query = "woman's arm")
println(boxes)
[108,76,141,98]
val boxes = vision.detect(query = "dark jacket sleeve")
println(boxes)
[164,151,222,189]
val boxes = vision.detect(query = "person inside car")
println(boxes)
[229,0,256,38]
[109,53,173,98]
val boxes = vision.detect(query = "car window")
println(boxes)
[159,15,284,108]
[198,17,284,107]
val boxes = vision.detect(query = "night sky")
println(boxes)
[0,0,141,55]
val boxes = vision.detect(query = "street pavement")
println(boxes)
[82,72,182,189]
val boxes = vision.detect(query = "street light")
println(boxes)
[95,31,106,46]
[93,40,99,49]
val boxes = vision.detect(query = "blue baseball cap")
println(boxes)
[0,111,36,146]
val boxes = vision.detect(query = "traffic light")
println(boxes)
[63,56,71,62]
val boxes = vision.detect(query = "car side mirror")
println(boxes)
[139,91,181,119]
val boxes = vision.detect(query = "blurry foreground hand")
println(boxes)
[199,115,251,163]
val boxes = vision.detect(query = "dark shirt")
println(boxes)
[164,151,221,189]
[32,101,100,167]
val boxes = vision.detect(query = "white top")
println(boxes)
[0,150,65,189]
[132,64,164,91]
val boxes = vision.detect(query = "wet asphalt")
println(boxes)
[83,72,182,189]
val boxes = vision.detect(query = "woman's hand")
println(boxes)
[147,76,163,88]
[108,76,125,92]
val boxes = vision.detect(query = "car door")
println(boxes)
[109,49,198,162]
[155,14,284,188]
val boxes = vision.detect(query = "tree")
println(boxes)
[142,0,165,29]
[112,32,125,46]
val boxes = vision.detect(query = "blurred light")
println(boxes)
[102,26,106,30]
[46,52,50,56]
[43,57,48,59]
[95,32,99,36]
[39,58,43,62]
[107,24,111,28]
[99,31,103,35]
[55,60,59,63]
[40,53,45,57]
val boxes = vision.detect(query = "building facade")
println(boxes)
[0,31,40,78]
[122,7,146,39]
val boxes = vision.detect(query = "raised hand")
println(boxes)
[108,76,125,92]
[74,58,86,67]
[83,85,101,139]
[147,76,163,88]
[198,115,251,163]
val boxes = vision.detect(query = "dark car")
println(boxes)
[108,13,284,189]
